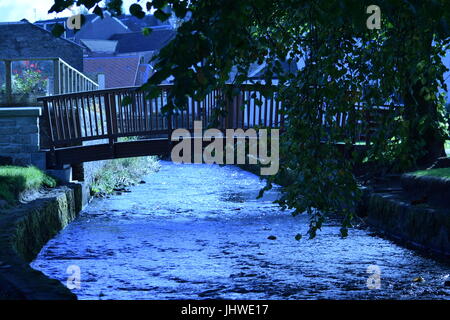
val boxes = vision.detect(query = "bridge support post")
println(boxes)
[46,164,72,184]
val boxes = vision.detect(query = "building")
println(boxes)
[0,20,88,107]
[109,26,176,63]
[34,13,175,89]
[0,20,83,71]
[84,56,143,88]
[34,13,170,43]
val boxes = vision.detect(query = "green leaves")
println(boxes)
[51,23,65,37]
[49,0,75,13]
[152,0,167,9]
[130,3,145,19]
[106,0,123,16]
[154,9,171,22]
[173,2,188,18]
[142,27,153,36]
[47,0,450,239]
[80,0,98,9]
[121,96,133,106]
[93,4,103,18]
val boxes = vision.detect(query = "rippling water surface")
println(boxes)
[31,161,450,299]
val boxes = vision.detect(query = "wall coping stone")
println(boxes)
[0,107,42,118]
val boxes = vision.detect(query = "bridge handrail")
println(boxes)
[0,57,98,106]
[56,58,98,94]
[38,84,399,158]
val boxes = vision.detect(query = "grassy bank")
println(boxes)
[91,156,160,196]
[0,166,57,205]
[410,168,450,179]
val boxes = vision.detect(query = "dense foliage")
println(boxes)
[50,0,450,237]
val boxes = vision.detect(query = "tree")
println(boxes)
[49,0,450,237]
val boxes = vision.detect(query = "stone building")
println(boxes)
[0,20,83,71]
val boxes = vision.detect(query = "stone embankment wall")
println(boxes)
[0,184,86,300]
[363,174,450,256]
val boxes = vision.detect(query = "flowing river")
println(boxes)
[31,161,450,300]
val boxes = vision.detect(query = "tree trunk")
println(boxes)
[404,83,446,167]
[401,30,446,168]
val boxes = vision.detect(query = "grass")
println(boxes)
[91,156,160,195]
[409,140,450,178]
[410,167,450,178]
[0,166,57,204]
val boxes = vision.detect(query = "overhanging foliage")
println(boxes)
[50,0,450,237]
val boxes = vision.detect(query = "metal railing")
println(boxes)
[0,57,98,106]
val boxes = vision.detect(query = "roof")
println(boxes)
[70,12,130,41]
[2,19,84,48]
[34,13,169,36]
[84,56,140,88]
[34,15,98,39]
[117,15,168,31]
[109,27,176,54]
[81,39,118,54]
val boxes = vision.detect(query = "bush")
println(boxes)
[91,156,160,195]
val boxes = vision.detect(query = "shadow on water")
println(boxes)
[31,161,450,300]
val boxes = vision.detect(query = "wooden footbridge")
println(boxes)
[37,84,393,169]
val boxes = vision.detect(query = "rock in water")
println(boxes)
[267,235,277,240]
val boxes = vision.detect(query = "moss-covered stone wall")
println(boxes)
[0,184,85,300]
[365,191,450,256]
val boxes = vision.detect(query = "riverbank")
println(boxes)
[0,184,82,299]
[362,172,450,257]
[0,156,160,299]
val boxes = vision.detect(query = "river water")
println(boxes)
[31,161,450,300]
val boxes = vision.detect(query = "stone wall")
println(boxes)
[0,184,86,300]
[0,107,46,169]
[366,192,450,256]
[0,21,83,71]
[361,174,450,257]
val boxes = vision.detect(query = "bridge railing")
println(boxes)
[37,84,399,151]
[0,57,98,107]
[37,85,288,149]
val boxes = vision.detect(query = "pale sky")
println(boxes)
[0,0,138,22]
